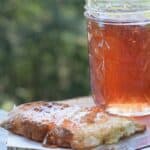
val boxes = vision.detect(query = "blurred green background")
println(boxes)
[0,0,90,110]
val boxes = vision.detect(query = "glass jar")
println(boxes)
[85,0,150,116]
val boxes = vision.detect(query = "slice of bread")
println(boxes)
[1,101,145,149]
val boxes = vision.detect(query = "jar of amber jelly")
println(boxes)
[85,0,150,116]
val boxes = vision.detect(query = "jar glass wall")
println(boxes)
[85,0,150,116]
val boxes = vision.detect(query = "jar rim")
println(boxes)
[84,0,150,23]
[85,0,150,12]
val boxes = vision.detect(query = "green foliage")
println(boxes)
[0,0,90,110]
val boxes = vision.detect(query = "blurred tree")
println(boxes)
[0,0,90,109]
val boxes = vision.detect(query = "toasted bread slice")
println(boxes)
[1,101,145,149]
